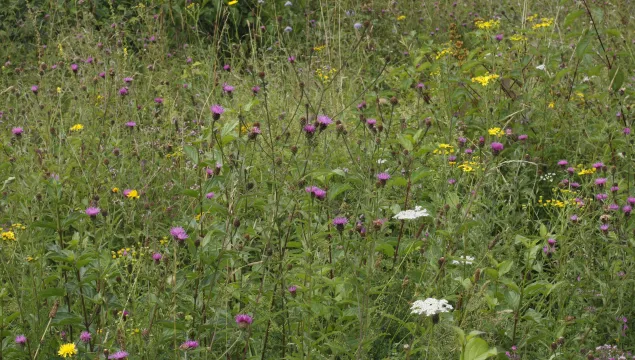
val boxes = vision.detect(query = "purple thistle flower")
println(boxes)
[85,57,94,64]
[357,101,367,110]
[595,178,607,186]
[332,217,348,231]
[154,97,163,104]
[99,72,106,78]
[119,87,129,96]
[518,134,528,141]
[600,224,609,233]
[366,118,377,126]
[80,331,91,343]
[125,121,136,128]
[223,64,231,71]
[180,340,199,350]
[490,142,504,155]
[628,197,635,205]
[71,64,79,73]
[495,33,504,41]
[317,115,332,127]
[313,188,326,200]
[567,167,576,175]
[123,77,133,83]
[611,185,619,192]
[31,85,39,94]
[595,193,608,201]
[186,57,193,64]
[288,56,296,63]
[85,207,101,217]
[609,203,620,211]
[108,351,129,359]
[235,314,253,329]
[354,22,362,30]
[623,205,632,215]
[557,160,568,167]
[570,215,579,223]
[222,83,235,94]
[288,285,297,296]
[592,162,605,170]
[15,335,27,345]
[206,192,215,199]
[210,104,224,120]
[377,172,390,185]
[465,148,473,155]
[152,252,162,263]
[624,127,631,135]
[12,127,24,136]
[170,227,189,241]
[303,124,316,133]
[448,178,457,185]
[252,85,261,95]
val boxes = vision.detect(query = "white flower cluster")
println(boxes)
[451,256,475,265]
[393,206,430,220]
[539,172,556,182]
[410,298,453,316]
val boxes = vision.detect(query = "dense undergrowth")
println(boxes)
[1,0,635,359]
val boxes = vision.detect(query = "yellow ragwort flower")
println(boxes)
[397,15,406,21]
[228,0,238,5]
[112,187,120,193]
[1,231,16,241]
[474,19,500,30]
[126,190,140,199]
[532,18,553,29]
[548,102,555,109]
[488,127,504,137]
[510,34,527,42]
[58,343,77,358]
[70,124,84,132]
[471,72,500,86]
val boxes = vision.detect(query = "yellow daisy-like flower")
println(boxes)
[458,164,474,172]
[112,187,120,193]
[532,18,553,29]
[228,0,238,5]
[471,72,500,86]
[397,15,406,21]
[509,34,527,42]
[474,19,500,30]
[58,343,77,358]
[57,87,62,94]
[70,124,84,132]
[548,102,555,109]
[1,231,16,241]
[488,127,504,137]
[126,190,140,199]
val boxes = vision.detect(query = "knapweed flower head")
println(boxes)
[85,207,100,217]
[152,252,162,263]
[154,97,163,104]
[108,350,129,359]
[15,335,27,345]
[180,340,199,350]
[288,285,297,296]
[125,121,136,128]
[393,206,430,220]
[12,127,24,136]
[222,83,235,94]
[332,217,348,231]
[31,85,39,94]
[317,115,332,127]
[71,64,79,72]
[123,77,134,83]
[206,192,215,199]
[377,172,391,181]
[210,104,224,120]
[305,186,326,200]
[235,314,253,329]
[58,343,78,358]
[490,142,504,155]
[410,298,453,316]
[79,331,91,343]
[170,227,189,241]
[119,87,129,96]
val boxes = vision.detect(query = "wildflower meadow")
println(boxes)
[1,0,635,358]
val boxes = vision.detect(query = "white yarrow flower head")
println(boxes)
[451,256,475,265]
[535,64,546,71]
[410,298,453,317]
[393,206,430,220]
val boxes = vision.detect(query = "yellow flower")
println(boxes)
[1,231,16,241]
[123,47,128,58]
[474,19,500,30]
[58,343,77,358]
[126,190,140,199]
[228,0,238,5]
[435,48,453,60]
[471,72,500,86]
[509,34,527,42]
[532,18,553,29]
[397,15,406,21]
[458,164,474,172]
[527,14,539,22]
[70,124,84,132]
[26,256,35,262]
[313,45,326,51]
[112,187,120,193]
[57,87,62,94]
[548,102,555,109]
[488,127,504,137]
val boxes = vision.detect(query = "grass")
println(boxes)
[1,0,635,359]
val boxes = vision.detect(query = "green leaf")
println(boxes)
[397,134,413,152]
[463,337,497,360]
[327,183,352,200]
[39,287,66,298]
[563,9,585,27]
[51,312,83,326]
[609,67,624,92]
[575,31,592,59]
[498,260,513,276]
[183,145,199,164]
